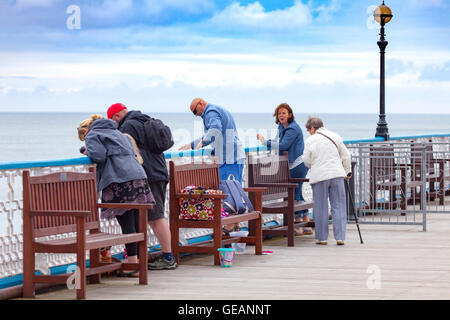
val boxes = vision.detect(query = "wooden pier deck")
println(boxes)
[18,212,450,300]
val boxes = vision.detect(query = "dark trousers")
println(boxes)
[116,210,139,257]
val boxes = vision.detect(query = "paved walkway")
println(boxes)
[20,213,450,300]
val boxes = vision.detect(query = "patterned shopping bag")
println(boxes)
[179,185,228,220]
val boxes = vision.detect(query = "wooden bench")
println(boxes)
[169,161,265,265]
[410,142,449,205]
[22,168,152,299]
[369,144,423,211]
[247,154,314,247]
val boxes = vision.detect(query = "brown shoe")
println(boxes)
[100,248,112,263]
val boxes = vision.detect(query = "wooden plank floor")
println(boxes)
[18,212,450,300]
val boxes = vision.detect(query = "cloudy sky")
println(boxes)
[0,0,449,113]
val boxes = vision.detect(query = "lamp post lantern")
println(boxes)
[374,1,393,140]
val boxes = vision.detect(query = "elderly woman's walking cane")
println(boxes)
[344,177,364,244]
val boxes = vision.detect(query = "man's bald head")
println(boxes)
[190,98,207,116]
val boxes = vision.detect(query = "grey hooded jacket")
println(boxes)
[85,118,147,191]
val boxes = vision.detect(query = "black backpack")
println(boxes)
[142,117,174,154]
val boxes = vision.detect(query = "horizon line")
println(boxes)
[1,111,450,115]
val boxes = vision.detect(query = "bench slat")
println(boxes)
[34,232,145,250]
[263,200,314,211]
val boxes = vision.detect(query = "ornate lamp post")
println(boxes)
[374,1,393,140]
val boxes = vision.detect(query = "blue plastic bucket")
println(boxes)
[217,248,235,267]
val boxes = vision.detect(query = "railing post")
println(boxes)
[421,148,427,232]
[358,146,364,223]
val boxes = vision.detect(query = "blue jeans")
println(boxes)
[290,162,309,219]
[219,163,244,183]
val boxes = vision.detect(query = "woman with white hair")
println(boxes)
[303,117,352,245]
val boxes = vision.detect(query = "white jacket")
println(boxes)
[303,127,351,184]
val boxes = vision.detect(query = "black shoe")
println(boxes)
[148,256,178,270]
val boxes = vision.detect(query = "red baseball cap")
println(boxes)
[107,103,127,119]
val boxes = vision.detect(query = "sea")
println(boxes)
[1,112,450,163]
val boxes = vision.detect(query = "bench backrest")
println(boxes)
[410,143,434,173]
[247,154,290,201]
[369,144,397,183]
[22,168,100,238]
[169,161,220,194]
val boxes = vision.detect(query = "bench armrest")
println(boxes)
[29,210,91,217]
[243,187,267,194]
[244,187,266,212]
[434,158,449,165]
[175,193,227,200]
[253,183,298,189]
[98,203,153,210]
[288,178,309,183]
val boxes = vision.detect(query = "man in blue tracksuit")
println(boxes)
[179,98,246,183]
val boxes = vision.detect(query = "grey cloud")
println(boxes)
[312,0,341,23]
[0,0,216,30]
[386,59,415,76]
[0,75,36,80]
[0,76,441,114]
[208,1,312,32]
[419,62,450,82]
[367,58,417,79]
[374,59,450,82]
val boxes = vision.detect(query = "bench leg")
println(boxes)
[255,215,263,255]
[214,222,222,266]
[170,222,180,264]
[139,240,148,285]
[89,249,101,284]
[400,182,407,211]
[76,250,87,300]
[286,212,295,247]
[75,217,87,299]
[248,218,263,255]
[439,165,445,205]
[283,209,295,247]
[287,189,295,247]
[22,252,35,298]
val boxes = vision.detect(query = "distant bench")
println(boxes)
[248,154,314,246]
